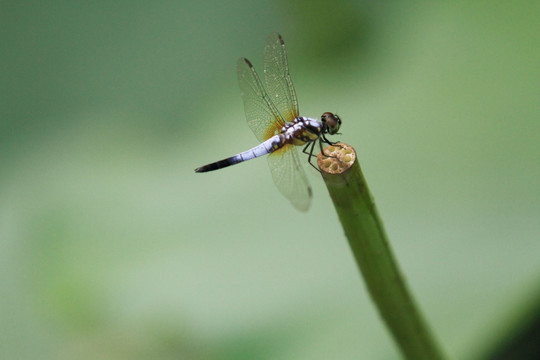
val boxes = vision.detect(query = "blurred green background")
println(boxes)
[2,1,539,359]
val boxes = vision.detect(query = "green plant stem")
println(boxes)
[318,143,446,360]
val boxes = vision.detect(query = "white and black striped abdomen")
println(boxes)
[195,135,287,172]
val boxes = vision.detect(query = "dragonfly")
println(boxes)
[195,33,342,211]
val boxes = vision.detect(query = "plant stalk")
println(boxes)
[318,143,447,360]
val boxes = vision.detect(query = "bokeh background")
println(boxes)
[2,1,539,359]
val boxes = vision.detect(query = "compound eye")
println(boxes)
[322,112,341,134]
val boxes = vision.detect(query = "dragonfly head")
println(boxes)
[321,112,341,135]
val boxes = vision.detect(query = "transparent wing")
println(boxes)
[267,144,312,212]
[264,33,299,123]
[237,57,285,142]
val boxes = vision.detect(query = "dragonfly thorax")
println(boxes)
[282,117,323,146]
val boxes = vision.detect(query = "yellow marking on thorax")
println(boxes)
[291,126,318,146]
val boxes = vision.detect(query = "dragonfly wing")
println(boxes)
[237,57,285,142]
[264,33,299,123]
[267,144,312,212]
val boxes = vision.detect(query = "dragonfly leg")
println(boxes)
[321,133,340,146]
[301,141,311,156]
[322,134,346,153]
[303,141,320,172]
[319,137,345,162]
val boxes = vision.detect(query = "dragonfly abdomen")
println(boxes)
[195,135,285,173]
